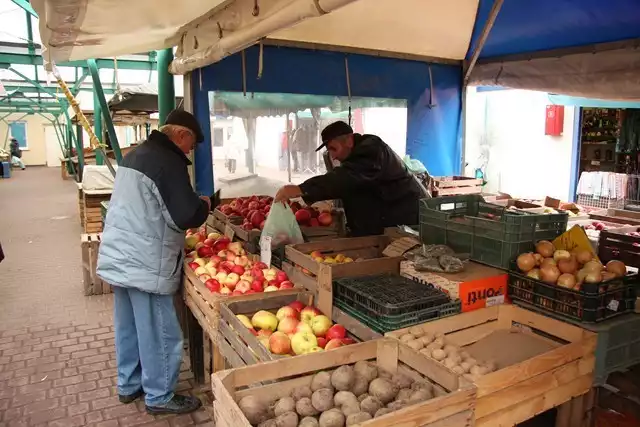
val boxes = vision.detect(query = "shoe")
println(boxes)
[118,389,144,404]
[146,394,202,415]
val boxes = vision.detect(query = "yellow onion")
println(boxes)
[606,260,627,278]
[517,253,536,272]
[536,241,555,258]
[540,265,561,284]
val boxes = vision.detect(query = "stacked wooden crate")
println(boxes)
[82,190,112,233]
[81,233,112,295]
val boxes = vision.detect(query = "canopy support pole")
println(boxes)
[93,88,104,165]
[464,0,504,84]
[157,49,176,125]
[87,58,122,163]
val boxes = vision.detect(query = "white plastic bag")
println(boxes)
[260,202,304,250]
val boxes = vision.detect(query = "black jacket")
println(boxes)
[10,141,21,158]
[299,134,426,236]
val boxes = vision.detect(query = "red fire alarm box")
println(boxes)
[545,105,564,136]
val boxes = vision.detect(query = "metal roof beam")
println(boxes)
[9,0,37,18]
[0,53,157,70]
[2,85,117,94]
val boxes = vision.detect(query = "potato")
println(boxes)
[418,336,433,347]
[331,366,355,392]
[447,353,462,364]
[274,411,298,427]
[299,416,319,427]
[443,344,459,356]
[258,420,276,427]
[434,332,445,340]
[391,373,413,390]
[368,378,398,404]
[319,408,345,427]
[351,377,369,396]
[459,351,471,360]
[485,360,497,372]
[341,402,361,416]
[425,342,441,352]
[396,388,413,401]
[238,395,269,425]
[357,393,369,403]
[274,397,296,417]
[406,339,424,351]
[386,400,408,411]
[464,373,480,382]
[409,387,433,403]
[359,396,383,416]
[291,385,313,401]
[399,333,415,343]
[470,365,488,376]
[353,361,378,383]
[346,412,372,426]
[411,381,432,392]
[432,337,445,348]
[377,369,392,380]
[408,326,424,337]
[312,371,334,392]
[465,357,477,366]
[451,365,465,375]
[459,361,473,373]
[443,357,457,370]
[334,391,359,408]
[312,388,335,412]
[431,349,446,361]
[296,397,320,417]
[374,407,393,418]
[419,348,432,358]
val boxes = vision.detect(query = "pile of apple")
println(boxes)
[185,228,294,295]
[289,201,334,228]
[308,250,357,265]
[236,302,353,356]
[217,195,272,232]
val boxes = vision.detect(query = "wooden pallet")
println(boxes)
[80,233,112,296]
[432,176,483,197]
[386,305,597,427]
[82,191,111,233]
[212,338,475,427]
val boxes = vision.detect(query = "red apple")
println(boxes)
[257,329,273,338]
[208,255,222,267]
[251,279,264,293]
[203,238,215,247]
[317,337,328,349]
[251,268,264,279]
[288,301,305,312]
[276,271,288,283]
[231,265,245,275]
[205,279,221,293]
[269,332,292,355]
[221,261,235,271]
[309,218,320,227]
[300,306,321,323]
[318,212,333,226]
[235,280,251,293]
[325,338,345,351]
[326,324,347,340]
[276,306,299,321]
[295,209,311,224]
[277,317,300,334]
[341,338,355,345]
[197,246,214,258]
[279,281,294,289]
[231,290,243,296]
[267,280,280,288]
[250,211,266,228]
[188,262,200,270]
[254,261,269,270]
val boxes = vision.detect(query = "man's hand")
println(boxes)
[199,195,211,211]
[275,185,302,204]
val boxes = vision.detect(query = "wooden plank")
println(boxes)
[281,262,317,291]
[386,305,500,338]
[332,307,382,342]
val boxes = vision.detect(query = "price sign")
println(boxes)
[260,235,272,266]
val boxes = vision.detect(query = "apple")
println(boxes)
[341,338,355,345]
[295,322,314,335]
[307,346,324,353]
[317,337,327,349]
[207,232,221,240]
[325,338,345,351]
[276,306,299,321]
[266,268,279,277]
[267,280,280,288]
[236,314,253,329]
[205,279,221,293]
[231,265,246,275]
[224,273,240,290]
[277,317,300,334]
[269,332,292,355]
[203,238,215,247]
[198,274,212,281]
[245,290,257,294]
[276,271,289,283]
[228,242,244,256]
[186,250,197,259]
[258,336,270,351]
[215,272,228,283]
[251,268,264,279]
[318,212,333,226]
[218,250,229,258]
[188,262,200,270]
[225,252,237,263]
[235,280,251,293]
[195,242,205,251]
[289,301,305,312]
[251,310,278,331]
[231,290,243,296]
[234,255,249,267]
[184,235,199,249]
[219,287,231,295]
[264,285,279,292]
[193,258,207,267]
[251,280,264,293]
[257,329,273,338]
[279,281,294,289]
[194,266,208,276]
[310,315,332,337]
[310,250,323,259]
[326,324,347,340]
[197,246,214,258]
[300,306,321,324]
[205,266,217,277]
[291,332,318,355]
[254,261,269,270]
[208,255,223,267]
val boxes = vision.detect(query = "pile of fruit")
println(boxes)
[290,201,334,228]
[236,302,352,356]
[185,228,293,295]
[516,240,628,289]
[308,251,357,265]
[583,221,613,231]
[218,195,272,231]
[237,360,443,427]
[396,325,496,382]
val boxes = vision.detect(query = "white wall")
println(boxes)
[464,88,576,201]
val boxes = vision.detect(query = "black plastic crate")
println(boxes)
[508,261,639,323]
[333,274,451,317]
[420,195,568,269]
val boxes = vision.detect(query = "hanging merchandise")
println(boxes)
[576,171,628,209]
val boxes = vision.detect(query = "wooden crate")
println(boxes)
[206,213,228,234]
[589,209,640,226]
[386,305,597,427]
[82,190,112,233]
[81,233,112,296]
[598,226,640,268]
[212,338,476,427]
[432,176,483,197]
[283,235,404,317]
[77,183,84,226]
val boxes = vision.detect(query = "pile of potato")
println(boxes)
[237,360,444,427]
[397,326,496,381]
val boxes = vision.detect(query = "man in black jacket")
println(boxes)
[9,138,25,170]
[275,121,426,236]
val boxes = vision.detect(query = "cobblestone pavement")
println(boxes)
[0,168,212,426]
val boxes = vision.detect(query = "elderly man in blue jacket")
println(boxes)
[97,110,210,415]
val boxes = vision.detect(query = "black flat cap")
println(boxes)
[315,121,353,152]
[166,109,204,143]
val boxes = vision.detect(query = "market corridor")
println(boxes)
[0,167,212,426]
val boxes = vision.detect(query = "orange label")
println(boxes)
[459,274,509,312]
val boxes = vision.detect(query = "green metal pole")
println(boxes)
[86,59,122,163]
[93,88,104,165]
[156,49,175,125]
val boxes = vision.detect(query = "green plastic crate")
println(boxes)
[420,195,568,269]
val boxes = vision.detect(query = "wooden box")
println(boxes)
[81,233,112,295]
[432,176,483,197]
[589,209,640,226]
[283,236,404,319]
[76,183,84,226]
[386,305,597,427]
[82,190,112,233]
[212,339,475,427]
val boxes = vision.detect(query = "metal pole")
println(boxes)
[285,113,292,183]
[87,59,122,163]
[157,49,176,125]
[93,89,104,165]
[463,0,504,84]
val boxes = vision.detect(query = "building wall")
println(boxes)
[0,114,50,166]
[464,88,576,201]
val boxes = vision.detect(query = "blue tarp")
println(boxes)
[193,0,640,195]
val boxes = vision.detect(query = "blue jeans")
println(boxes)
[113,285,183,406]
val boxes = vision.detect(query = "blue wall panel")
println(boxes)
[192,45,462,182]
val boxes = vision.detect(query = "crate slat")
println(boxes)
[80,233,112,296]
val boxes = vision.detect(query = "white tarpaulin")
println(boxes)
[81,165,118,192]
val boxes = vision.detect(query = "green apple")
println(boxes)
[251,310,278,332]
[291,331,318,355]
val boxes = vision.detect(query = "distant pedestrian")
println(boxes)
[9,138,25,170]
[0,241,4,263]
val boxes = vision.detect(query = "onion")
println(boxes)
[540,258,557,269]
[557,256,578,274]
[536,241,555,258]
[553,250,571,262]
[576,268,588,285]
[574,250,593,265]
[557,273,576,288]
[606,260,627,278]
[601,271,616,282]
[527,268,541,280]
[533,253,544,266]
[583,260,604,273]
[540,265,561,284]
[517,253,536,272]
[585,271,603,284]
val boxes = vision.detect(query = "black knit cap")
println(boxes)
[315,121,353,152]
[165,109,204,143]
